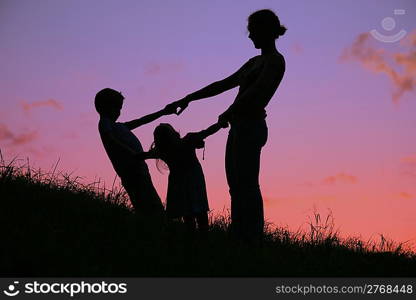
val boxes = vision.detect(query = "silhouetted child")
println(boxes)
[138,121,228,233]
[94,88,175,214]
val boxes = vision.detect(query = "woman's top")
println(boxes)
[231,52,285,121]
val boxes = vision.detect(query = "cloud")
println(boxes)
[400,153,416,179]
[299,173,358,187]
[292,43,304,54]
[398,192,413,200]
[297,181,316,188]
[62,131,79,139]
[401,169,416,179]
[401,154,416,165]
[0,123,38,146]
[143,62,185,76]
[340,31,416,103]
[20,99,63,112]
[322,173,358,185]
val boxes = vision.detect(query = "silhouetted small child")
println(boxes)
[94,88,175,214]
[139,121,228,232]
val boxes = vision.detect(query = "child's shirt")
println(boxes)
[156,133,204,171]
[98,116,148,179]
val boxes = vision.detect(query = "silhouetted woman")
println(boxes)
[168,9,286,242]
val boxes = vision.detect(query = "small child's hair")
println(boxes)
[150,141,169,173]
[151,123,180,173]
[153,123,180,150]
[94,88,124,114]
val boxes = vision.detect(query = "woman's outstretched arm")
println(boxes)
[168,59,253,113]
[197,121,229,140]
[183,121,228,148]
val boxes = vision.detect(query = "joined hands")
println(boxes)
[163,96,229,129]
[164,96,191,115]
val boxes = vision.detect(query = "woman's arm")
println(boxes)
[169,59,253,114]
[197,121,228,140]
[186,74,239,101]
[183,121,228,148]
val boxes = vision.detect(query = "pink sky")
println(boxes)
[1,0,415,248]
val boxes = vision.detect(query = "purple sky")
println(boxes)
[1,0,416,247]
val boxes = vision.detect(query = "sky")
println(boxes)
[1,0,415,248]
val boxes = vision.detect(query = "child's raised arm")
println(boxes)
[124,104,177,130]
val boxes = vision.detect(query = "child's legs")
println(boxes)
[183,215,196,233]
[196,212,209,232]
[121,181,140,211]
[122,175,164,214]
[137,175,164,212]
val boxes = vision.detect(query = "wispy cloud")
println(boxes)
[297,181,316,188]
[322,173,358,185]
[62,131,79,139]
[299,173,359,187]
[20,99,63,112]
[401,154,416,164]
[292,43,304,54]
[340,31,416,103]
[143,61,185,76]
[398,192,413,200]
[400,153,416,178]
[0,123,38,146]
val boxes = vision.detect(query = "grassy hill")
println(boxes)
[1,157,415,277]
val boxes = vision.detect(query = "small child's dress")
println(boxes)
[157,133,209,218]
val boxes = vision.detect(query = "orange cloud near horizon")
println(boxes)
[20,99,63,112]
[322,173,358,185]
[0,123,38,146]
[401,154,416,164]
[399,192,414,200]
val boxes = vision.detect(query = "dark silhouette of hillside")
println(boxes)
[1,156,415,277]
